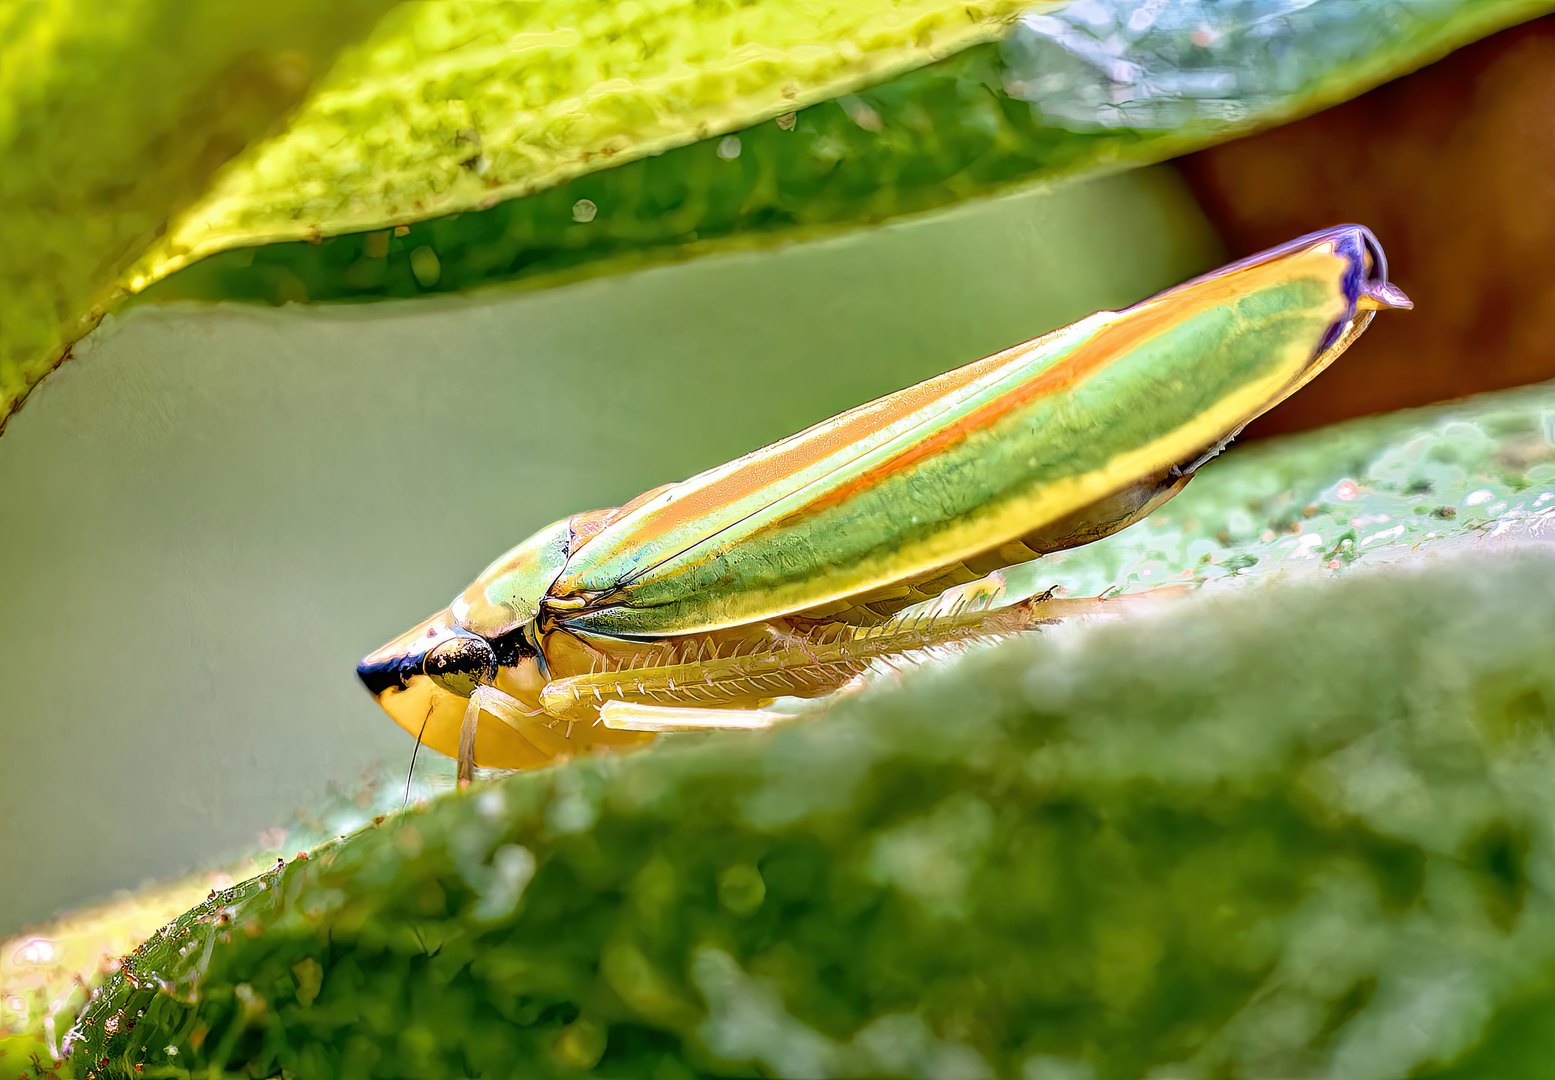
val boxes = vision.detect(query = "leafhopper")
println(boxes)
[359,226,1411,779]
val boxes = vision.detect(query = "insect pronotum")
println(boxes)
[359,226,1412,780]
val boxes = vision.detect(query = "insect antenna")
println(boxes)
[402,706,432,809]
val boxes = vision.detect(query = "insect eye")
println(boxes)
[423,635,498,697]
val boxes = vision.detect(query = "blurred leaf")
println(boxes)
[144,0,1550,313]
[146,41,1126,308]
[130,0,1050,278]
[55,380,1555,1079]
[1003,0,1555,133]
[5,0,1550,429]
[0,0,1053,433]
[0,0,399,429]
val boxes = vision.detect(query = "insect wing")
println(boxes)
[550,226,1402,639]
[545,326,1095,628]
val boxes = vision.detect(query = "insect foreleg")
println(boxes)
[473,683,545,728]
[456,684,547,785]
[456,694,481,786]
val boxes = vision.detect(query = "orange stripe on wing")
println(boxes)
[795,244,1347,517]
[608,348,1022,552]
[603,242,1345,559]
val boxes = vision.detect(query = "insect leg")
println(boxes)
[458,685,547,785]
[456,693,481,787]
[599,701,794,732]
[470,683,545,730]
[546,583,1195,727]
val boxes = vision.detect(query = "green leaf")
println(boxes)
[142,0,1552,312]
[0,0,1051,434]
[0,0,399,428]
[130,0,1049,278]
[59,380,1555,1079]
[5,0,1551,429]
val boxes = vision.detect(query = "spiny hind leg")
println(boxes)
[599,701,796,733]
[550,584,1187,743]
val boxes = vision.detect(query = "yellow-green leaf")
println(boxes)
[128,0,1052,290]
[0,0,399,429]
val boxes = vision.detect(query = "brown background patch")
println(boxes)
[1178,15,1555,437]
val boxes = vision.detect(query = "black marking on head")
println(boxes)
[357,651,421,697]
